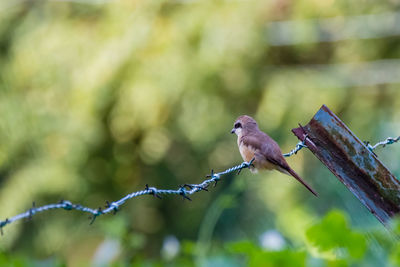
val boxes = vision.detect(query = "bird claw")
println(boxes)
[238,158,255,175]
[248,158,255,167]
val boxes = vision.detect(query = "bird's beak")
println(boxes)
[231,128,235,134]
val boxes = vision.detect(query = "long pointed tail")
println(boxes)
[286,168,318,197]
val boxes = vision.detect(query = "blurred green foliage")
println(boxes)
[227,241,307,267]
[1,0,400,266]
[306,210,367,261]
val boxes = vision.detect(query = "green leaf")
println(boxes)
[306,210,366,260]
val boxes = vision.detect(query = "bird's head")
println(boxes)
[231,115,258,136]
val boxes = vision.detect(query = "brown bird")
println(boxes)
[231,115,318,196]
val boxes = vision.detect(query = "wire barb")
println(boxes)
[89,207,103,225]
[62,200,73,210]
[145,184,162,199]
[0,219,9,235]
[105,201,119,215]
[178,186,192,201]
[27,202,36,221]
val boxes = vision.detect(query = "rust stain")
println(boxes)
[292,104,400,225]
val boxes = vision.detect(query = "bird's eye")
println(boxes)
[234,122,241,128]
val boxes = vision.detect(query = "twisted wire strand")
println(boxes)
[283,140,308,157]
[2,136,397,234]
[0,158,256,233]
[365,136,400,152]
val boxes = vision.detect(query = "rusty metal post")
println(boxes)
[292,105,400,224]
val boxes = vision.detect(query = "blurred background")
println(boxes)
[1,0,400,266]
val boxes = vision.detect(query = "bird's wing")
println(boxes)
[242,134,318,196]
[240,133,290,170]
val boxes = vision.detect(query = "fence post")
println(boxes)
[292,105,400,224]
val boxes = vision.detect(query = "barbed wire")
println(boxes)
[283,138,308,157]
[365,136,400,152]
[282,135,400,156]
[1,136,398,234]
[0,158,256,235]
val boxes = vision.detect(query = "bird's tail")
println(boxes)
[286,168,318,197]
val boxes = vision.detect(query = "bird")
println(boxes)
[231,115,318,196]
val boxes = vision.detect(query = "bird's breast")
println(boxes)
[239,142,256,163]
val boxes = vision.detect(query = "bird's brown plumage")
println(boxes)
[232,115,318,196]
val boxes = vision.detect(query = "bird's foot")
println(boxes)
[237,158,255,175]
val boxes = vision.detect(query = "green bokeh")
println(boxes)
[0,0,400,266]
